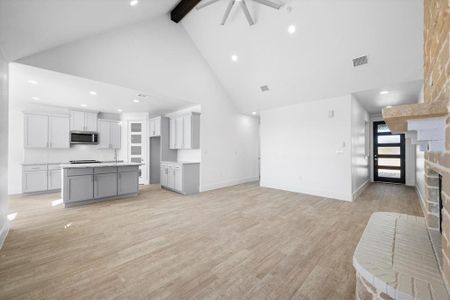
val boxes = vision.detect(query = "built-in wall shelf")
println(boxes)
[382,100,448,152]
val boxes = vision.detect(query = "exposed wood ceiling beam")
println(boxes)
[171,0,202,23]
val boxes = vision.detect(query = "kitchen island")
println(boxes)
[60,162,141,207]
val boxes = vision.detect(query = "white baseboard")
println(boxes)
[0,220,9,250]
[352,180,370,201]
[201,176,259,192]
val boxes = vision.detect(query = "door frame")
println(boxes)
[373,121,406,184]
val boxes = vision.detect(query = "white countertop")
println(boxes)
[60,162,142,169]
[353,212,448,300]
[161,161,200,165]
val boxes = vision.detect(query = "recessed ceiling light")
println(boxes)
[81,104,87,107]
[380,90,389,95]
[133,99,140,103]
[252,111,257,115]
[89,91,97,96]
[31,97,40,101]
[117,109,123,112]
[288,25,296,34]
[27,80,38,85]
[129,0,138,6]
[231,54,238,62]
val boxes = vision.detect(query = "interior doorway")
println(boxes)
[373,121,405,184]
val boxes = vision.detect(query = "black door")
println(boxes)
[373,121,405,184]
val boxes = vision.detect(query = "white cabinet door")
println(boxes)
[155,118,161,136]
[70,111,85,131]
[49,116,70,149]
[85,112,98,132]
[110,121,121,149]
[167,165,175,189]
[175,117,184,149]
[23,171,48,193]
[48,169,62,190]
[169,118,176,149]
[174,166,182,192]
[24,114,48,148]
[183,115,192,149]
[149,119,156,137]
[98,120,111,149]
[160,165,168,187]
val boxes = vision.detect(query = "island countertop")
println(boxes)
[60,162,142,169]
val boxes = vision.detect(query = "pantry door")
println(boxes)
[128,120,148,185]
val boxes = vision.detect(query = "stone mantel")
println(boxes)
[382,101,448,134]
[353,212,448,300]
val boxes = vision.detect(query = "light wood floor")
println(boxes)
[0,182,421,299]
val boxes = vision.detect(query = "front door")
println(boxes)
[373,121,405,184]
[128,120,148,185]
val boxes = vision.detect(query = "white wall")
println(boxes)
[0,53,9,247]
[8,102,117,195]
[260,95,353,201]
[416,87,425,206]
[351,96,370,198]
[17,16,260,192]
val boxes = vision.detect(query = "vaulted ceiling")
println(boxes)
[0,0,423,114]
[0,0,180,61]
[181,0,423,113]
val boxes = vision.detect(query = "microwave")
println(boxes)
[70,131,98,145]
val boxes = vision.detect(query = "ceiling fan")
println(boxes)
[196,0,283,26]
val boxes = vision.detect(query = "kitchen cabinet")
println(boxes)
[23,164,62,193]
[24,113,70,149]
[98,119,121,149]
[149,117,161,137]
[24,114,48,148]
[169,112,200,150]
[118,167,139,195]
[94,172,118,199]
[48,169,62,190]
[169,118,176,149]
[23,165,48,193]
[65,174,94,203]
[70,110,98,132]
[160,162,200,195]
[49,116,70,148]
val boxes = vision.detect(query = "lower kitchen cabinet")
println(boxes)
[65,174,94,203]
[48,169,62,190]
[23,170,48,193]
[160,162,199,195]
[94,173,118,199]
[118,167,139,195]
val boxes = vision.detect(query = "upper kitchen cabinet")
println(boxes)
[149,117,161,137]
[24,113,70,149]
[98,119,121,150]
[70,110,98,132]
[169,112,200,150]
[49,115,70,148]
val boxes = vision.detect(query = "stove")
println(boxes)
[70,160,101,164]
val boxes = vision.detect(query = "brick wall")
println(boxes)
[423,0,450,289]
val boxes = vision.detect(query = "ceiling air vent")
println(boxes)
[353,55,368,67]
[260,85,270,92]
[137,93,149,98]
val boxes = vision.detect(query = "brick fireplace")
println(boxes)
[422,0,450,289]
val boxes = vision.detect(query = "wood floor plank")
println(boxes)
[0,182,421,299]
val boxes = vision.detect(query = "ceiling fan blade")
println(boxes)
[196,0,222,10]
[252,0,283,9]
[240,0,254,26]
[221,0,236,25]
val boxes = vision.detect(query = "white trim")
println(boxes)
[0,220,10,249]
[201,176,259,192]
[353,179,369,200]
